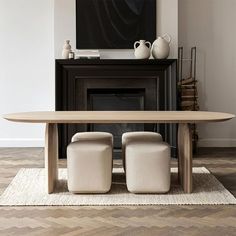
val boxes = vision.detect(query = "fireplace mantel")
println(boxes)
[56,59,178,158]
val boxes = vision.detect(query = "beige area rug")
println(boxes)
[0,167,235,206]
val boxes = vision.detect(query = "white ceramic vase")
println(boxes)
[134,40,151,59]
[62,40,72,59]
[152,34,171,59]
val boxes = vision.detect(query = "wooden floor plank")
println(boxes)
[0,147,235,235]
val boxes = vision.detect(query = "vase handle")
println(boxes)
[134,41,140,49]
[145,41,151,49]
[163,34,172,44]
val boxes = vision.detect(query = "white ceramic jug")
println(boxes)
[152,34,171,59]
[62,40,72,59]
[134,40,151,59]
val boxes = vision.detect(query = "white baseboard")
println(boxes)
[0,138,44,147]
[198,139,236,147]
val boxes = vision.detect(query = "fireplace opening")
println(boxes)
[87,88,156,158]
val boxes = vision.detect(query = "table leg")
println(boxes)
[45,123,58,194]
[178,123,193,193]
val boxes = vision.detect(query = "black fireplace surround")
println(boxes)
[56,59,177,158]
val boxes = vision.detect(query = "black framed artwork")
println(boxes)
[76,0,156,49]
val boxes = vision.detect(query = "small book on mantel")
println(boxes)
[75,50,100,59]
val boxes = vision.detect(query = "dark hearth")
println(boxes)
[88,88,146,151]
[56,59,177,159]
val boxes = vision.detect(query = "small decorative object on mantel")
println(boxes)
[152,34,171,59]
[62,40,72,59]
[68,51,75,59]
[134,40,151,59]
[75,50,100,59]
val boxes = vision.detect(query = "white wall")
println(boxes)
[157,0,178,58]
[1,0,235,148]
[54,0,179,59]
[0,0,178,148]
[0,0,54,147]
[54,0,76,60]
[179,0,236,146]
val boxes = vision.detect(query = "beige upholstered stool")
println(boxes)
[67,132,113,193]
[122,132,163,169]
[122,132,170,193]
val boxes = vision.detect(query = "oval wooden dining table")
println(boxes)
[3,111,235,194]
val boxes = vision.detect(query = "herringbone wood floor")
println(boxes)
[0,147,235,236]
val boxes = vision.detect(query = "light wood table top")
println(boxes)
[3,111,235,124]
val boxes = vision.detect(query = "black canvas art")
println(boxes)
[76,0,156,49]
